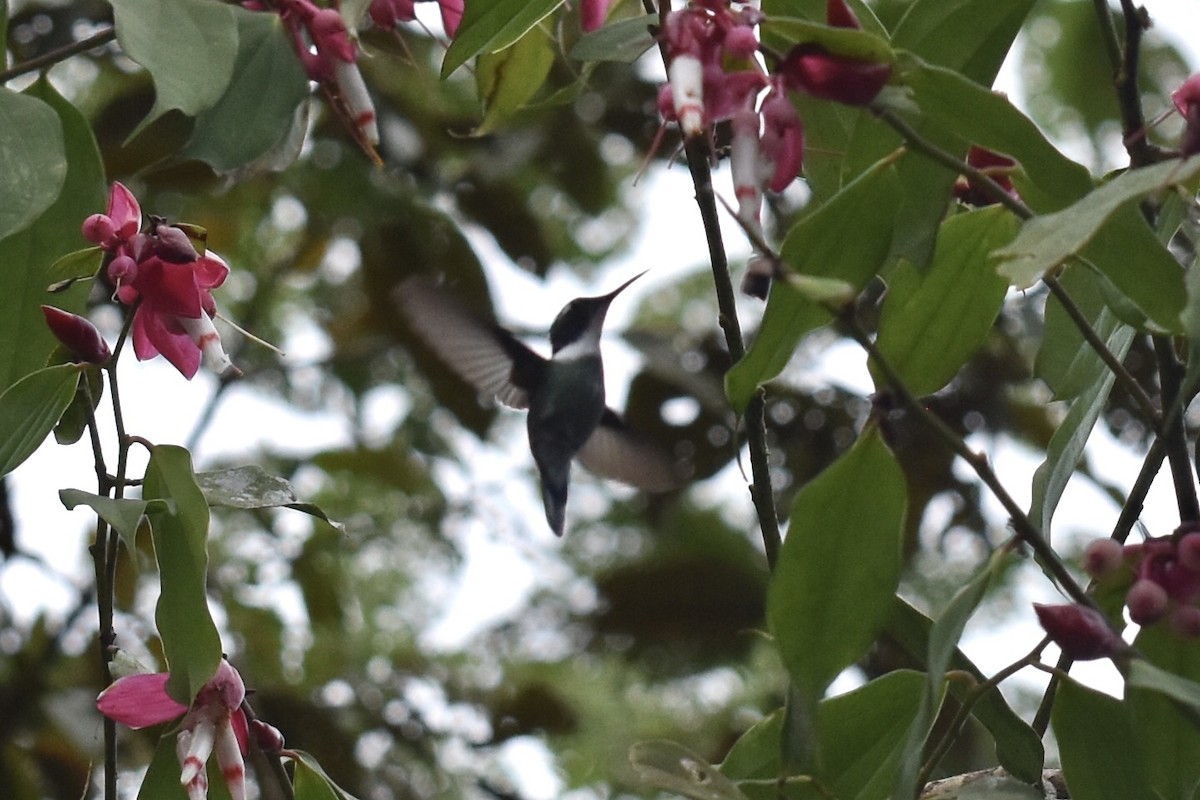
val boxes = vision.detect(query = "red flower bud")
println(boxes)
[1083,538,1125,580]
[1179,532,1200,573]
[108,254,138,285]
[250,719,286,754]
[781,45,891,106]
[1127,579,1170,624]
[826,0,861,29]
[82,214,116,247]
[1034,603,1125,661]
[153,225,201,264]
[1170,604,1200,638]
[42,305,111,364]
[723,26,759,60]
[581,0,611,32]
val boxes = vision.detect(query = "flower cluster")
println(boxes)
[1085,529,1200,637]
[1172,74,1200,158]
[97,660,263,800]
[82,182,237,380]
[657,0,890,298]
[368,0,464,38]
[253,0,380,147]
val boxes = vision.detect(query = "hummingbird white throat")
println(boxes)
[397,272,683,536]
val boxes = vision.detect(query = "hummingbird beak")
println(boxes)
[600,270,647,304]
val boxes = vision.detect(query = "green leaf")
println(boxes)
[885,599,1044,782]
[630,740,749,800]
[111,0,238,137]
[136,734,190,800]
[180,4,308,172]
[0,88,66,241]
[58,489,167,558]
[53,360,103,445]
[900,60,1095,213]
[0,78,104,393]
[1128,629,1200,800]
[892,0,1035,85]
[1127,659,1200,714]
[1054,678,1156,800]
[143,444,222,704]
[441,0,563,78]
[195,464,342,530]
[569,15,655,63]
[762,17,895,63]
[46,246,104,293]
[817,670,926,800]
[726,158,901,412]
[874,207,1017,396]
[473,24,556,136]
[994,157,1200,329]
[1035,266,1120,400]
[893,551,1010,799]
[768,430,906,709]
[290,750,364,800]
[0,364,82,478]
[1030,291,1133,539]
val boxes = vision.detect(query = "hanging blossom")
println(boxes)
[250,0,380,148]
[953,146,1021,207]
[777,0,891,106]
[97,660,256,800]
[82,182,238,380]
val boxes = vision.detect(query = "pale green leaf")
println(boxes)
[196,464,342,530]
[569,15,655,62]
[441,0,563,77]
[473,24,556,136]
[0,88,66,240]
[0,364,82,478]
[630,740,749,800]
[1129,628,1200,800]
[1054,678,1156,800]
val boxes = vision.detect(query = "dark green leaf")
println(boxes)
[1035,266,1123,400]
[180,4,308,172]
[995,157,1199,331]
[473,25,556,136]
[893,551,1009,799]
[0,364,82,478]
[569,15,655,62]
[291,750,364,800]
[1127,659,1200,714]
[143,444,222,704]
[0,88,66,240]
[768,430,906,709]
[136,734,190,800]
[46,246,103,293]
[892,0,1035,85]
[726,159,901,412]
[885,599,1044,782]
[52,360,103,446]
[111,0,238,137]
[1129,628,1200,800]
[1030,309,1132,538]
[441,0,563,78]
[630,740,749,800]
[58,489,169,558]
[0,78,104,392]
[195,464,343,530]
[875,207,1017,396]
[1054,678,1156,800]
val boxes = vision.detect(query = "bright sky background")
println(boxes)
[5,2,1200,796]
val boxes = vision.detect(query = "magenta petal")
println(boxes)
[135,308,202,378]
[580,0,610,32]
[106,183,142,237]
[439,0,463,37]
[194,254,230,291]
[97,673,188,728]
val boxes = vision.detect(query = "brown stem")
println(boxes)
[0,28,117,83]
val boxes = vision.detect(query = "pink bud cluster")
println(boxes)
[1172,74,1200,158]
[658,0,891,299]
[1085,528,1200,637]
[81,182,238,380]
[251,0,380,146]
[368,0,463,38]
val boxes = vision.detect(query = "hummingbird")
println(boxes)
[396,272,683,536]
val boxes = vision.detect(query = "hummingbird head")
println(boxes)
[549,271,646,355]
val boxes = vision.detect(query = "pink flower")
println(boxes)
[438,0,463,38]
[1172,74,1200,157]
[98,661,250,800]
[82,182,141,251]
[953,146,1019,206]
[581,0,611,32]
[779,0,890,106]
[42,305,112,364]
[114,250,235,379]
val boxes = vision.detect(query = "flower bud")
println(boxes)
[108,254,138,285]
[250,719,285,754]
[723,26,759,60]
[826,0,862,29]
[1034,603,1124,661]
[1083,538,1125,580]
[42,305,111,364]
[154,226,201,264]
[82,214,117,247]
[1179,532,1200,573]
[1127,578,1170,624]
[581,0,611,32]
[309,8,356,63]
[781,45,891,106]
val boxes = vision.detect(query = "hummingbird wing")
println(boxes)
[576,409,688,492]
[397,277,546,409]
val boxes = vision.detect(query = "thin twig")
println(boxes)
[0,27,117,83]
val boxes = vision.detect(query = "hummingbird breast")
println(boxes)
[527,356,606,460]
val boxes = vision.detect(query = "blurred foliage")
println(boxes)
[2,0,1198,798]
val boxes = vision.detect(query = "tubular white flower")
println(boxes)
[668,54,705,138]
[179,314,236,376]
[334,60,379,145]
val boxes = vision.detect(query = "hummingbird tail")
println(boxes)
[540,479,568,537]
